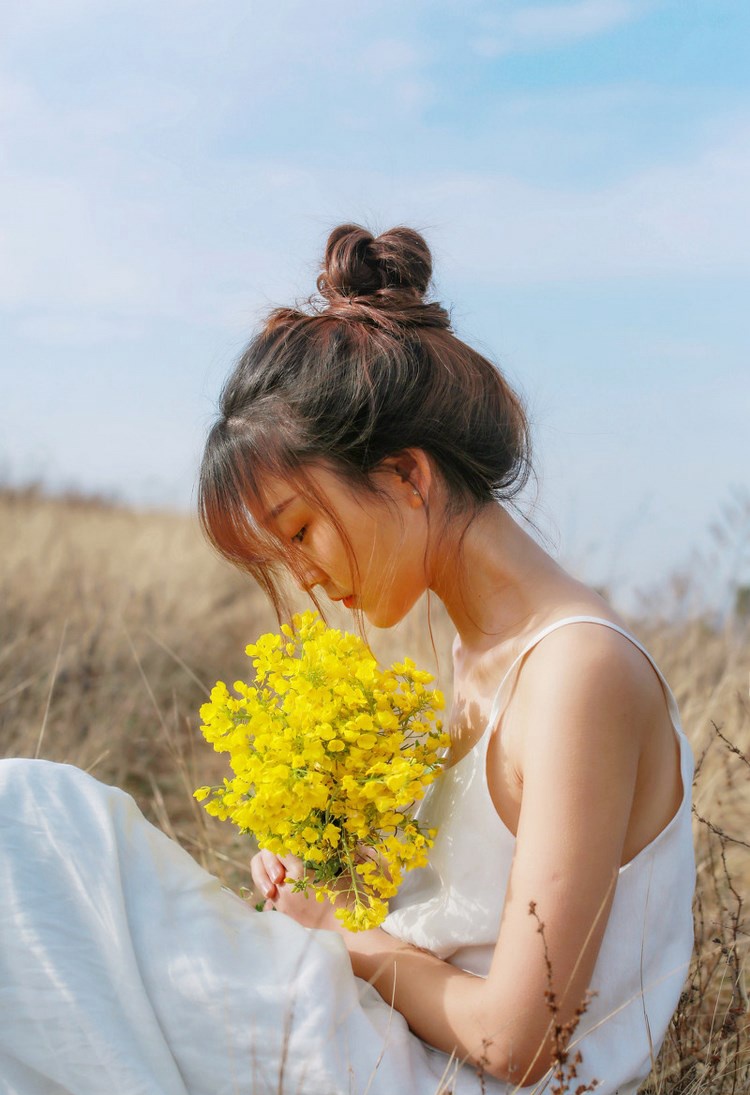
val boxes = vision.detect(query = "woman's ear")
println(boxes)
[376,449,433,507]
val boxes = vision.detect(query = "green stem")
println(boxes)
[341,841,368,910]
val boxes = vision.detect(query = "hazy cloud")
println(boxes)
[4,99,746,346]
[0,0,747,610]
[472,0,646,57]
[360,37,425,75]
[425,119,750,285]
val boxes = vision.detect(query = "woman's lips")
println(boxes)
[329,592,356,609]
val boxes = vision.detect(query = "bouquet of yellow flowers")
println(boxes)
[194,611,448,930]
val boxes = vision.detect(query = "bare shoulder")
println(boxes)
[512,617,665,718]
[497,613,674,792]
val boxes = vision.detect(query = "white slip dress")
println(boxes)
[382,615,696,1095]
[0,617,694,1095]
[0,758,481,1095]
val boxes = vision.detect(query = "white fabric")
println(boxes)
[0,616,694,1095]
[383,616,696,1095]
[0,758,487,1095]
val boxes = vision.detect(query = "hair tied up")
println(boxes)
[315,223,451,332]
[199,218,533,619]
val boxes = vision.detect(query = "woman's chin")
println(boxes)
[362,599,415,631]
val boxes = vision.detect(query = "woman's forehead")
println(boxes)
[263,486,299,521]
[255,464,339,521]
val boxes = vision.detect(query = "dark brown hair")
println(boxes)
[199,223,533,620]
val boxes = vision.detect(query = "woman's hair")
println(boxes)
[199,222,533,620]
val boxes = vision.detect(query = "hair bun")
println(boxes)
[317,223,432,302]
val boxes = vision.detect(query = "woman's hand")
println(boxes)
[250,847,287,902]
[250,849,348,932]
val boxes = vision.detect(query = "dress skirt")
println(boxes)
[0,759,501,1095]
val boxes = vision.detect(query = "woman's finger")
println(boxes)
[259,848,286,884]
[279,853,305,881]
[249,862,273,898]
[250,852,281,898]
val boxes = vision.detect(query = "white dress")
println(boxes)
[0,617,694,1095]
[383,616,696,1094]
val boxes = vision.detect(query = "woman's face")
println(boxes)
[259,462,431,628]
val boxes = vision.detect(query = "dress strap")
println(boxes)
[484,615,683,737]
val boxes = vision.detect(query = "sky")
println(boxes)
[1,0,748,616]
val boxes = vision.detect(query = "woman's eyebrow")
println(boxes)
[267,495,298,520]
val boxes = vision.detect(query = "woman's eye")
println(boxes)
[291,526,307,544]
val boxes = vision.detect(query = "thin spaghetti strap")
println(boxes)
[484,614,683,738]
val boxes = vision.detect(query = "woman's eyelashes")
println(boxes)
[291,526,307,544]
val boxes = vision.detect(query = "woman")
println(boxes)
[199,223,695,1092]
[0,224,694,1095]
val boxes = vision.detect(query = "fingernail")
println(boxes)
[272,868,284,883]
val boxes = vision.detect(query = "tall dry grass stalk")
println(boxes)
[1,486,748,1093]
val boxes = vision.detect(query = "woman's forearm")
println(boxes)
[337,926,522,1083]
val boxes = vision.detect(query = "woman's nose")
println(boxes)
[295,558,326,593]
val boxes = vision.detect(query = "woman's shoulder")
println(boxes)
[505,599,686,871]
[453,592,643,712]
[511,602,663,719]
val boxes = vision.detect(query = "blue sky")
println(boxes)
[1,0,748,614]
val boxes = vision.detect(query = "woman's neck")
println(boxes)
[429,502,572,652]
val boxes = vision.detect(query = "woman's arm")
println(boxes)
[264,628,647,1085]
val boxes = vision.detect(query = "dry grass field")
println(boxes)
[1,486,747,1094]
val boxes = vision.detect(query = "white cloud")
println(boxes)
[0,0,103,36]
[0,0,745,605]
[1,113,749,348]
[514,0,641,39]
[633,336,714,364]
[472,0,645,57]
[15,311,144,347]
[360,38,423,75]
[0,1,746,347]
[413,119,750,286]
[356,39,438,117]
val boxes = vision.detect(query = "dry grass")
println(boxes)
[1,486,747,1093]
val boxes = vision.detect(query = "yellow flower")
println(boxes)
[195,610,446,930]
